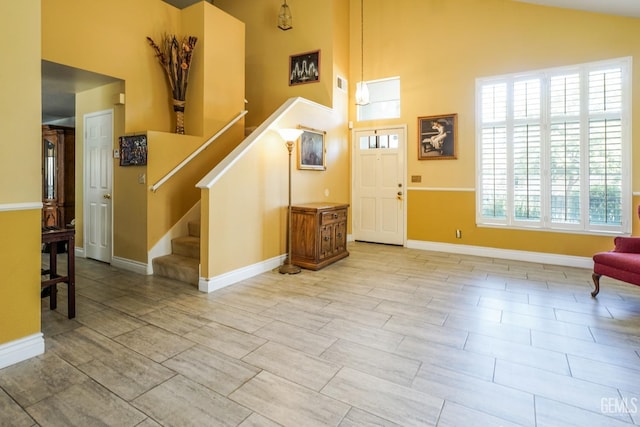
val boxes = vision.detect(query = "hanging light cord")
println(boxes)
[360,0,364,83]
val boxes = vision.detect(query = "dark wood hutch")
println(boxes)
[42,125,75,228]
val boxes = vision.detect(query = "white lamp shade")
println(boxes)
[277,128,304,142]
[355,81,370,105]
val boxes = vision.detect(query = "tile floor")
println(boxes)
[2,242,640,426]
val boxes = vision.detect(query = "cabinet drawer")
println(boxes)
[321,209,347,225]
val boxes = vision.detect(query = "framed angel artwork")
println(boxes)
[418,114,457,160]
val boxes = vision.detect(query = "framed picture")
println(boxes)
[119,134,147,166]
[298,127,326,170]
[289,50,320,86]
[418,113,457,160]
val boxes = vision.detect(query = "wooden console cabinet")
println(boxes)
[291,203,349,270]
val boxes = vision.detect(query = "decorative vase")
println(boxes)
[172,99,186,135]
[147,34,197,135]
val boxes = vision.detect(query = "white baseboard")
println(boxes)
[199,255,285,293]
[74,246,85,258]
[406,240,593,269]
[111,256,150,275]
[0,333,44,369]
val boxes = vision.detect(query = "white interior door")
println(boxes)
[84,110,113,262]
[353,127,406,245]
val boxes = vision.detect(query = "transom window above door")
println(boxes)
[359,133,399,149]
[357,77,401,122]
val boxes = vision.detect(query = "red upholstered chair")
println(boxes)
[591,205,640,297]
[592,237,640,297]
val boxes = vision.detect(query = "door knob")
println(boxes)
[103,193,112,199]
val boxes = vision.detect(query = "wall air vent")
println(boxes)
[336,75,347,92]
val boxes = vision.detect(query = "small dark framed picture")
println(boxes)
[298,127,326,170]
[289,50,320,86]
[119,134,147,166]
[418,114,457,160]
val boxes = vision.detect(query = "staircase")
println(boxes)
[152,220,200,285]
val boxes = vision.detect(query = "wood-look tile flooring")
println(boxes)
[2,242,640,426]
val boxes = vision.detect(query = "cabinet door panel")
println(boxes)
[320,224,333,260]
[43,206,58,228]
[291,211,316,260]
[335,221,347,252]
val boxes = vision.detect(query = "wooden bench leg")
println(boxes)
[591,273,601,297]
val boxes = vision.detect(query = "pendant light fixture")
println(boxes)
[355,0,370,105]
[278,0,293,31]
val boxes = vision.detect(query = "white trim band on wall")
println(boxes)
[410,189,640,195]
[407,187,475,192]
[0,202,43,212]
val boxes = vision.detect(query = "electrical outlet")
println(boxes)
[456,229,462,239]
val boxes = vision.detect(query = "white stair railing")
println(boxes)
[150,109,248,192]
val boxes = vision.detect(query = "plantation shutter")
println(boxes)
[588,67,623,226]
[479,83,508,220]
[476,57,630,234]
[512,79,541,222]
[549,73,581,225]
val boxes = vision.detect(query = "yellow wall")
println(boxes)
[42,0,180,263]
[207,132,285,274]
[0,2,42,345]
[407,190,635,256]
[215,0,338,127]
[204,98,350,278]
[42,0,182,133]
[75,82,128,256]
[0,211,42,344]
[146,126,244,252]
[147,4,245,255]
[2,3,41,204]
[5,0,638,352]
[348,0,640,256]
[44,0,246,263]
[201,0,352,279]
[182,4,246,138]
[34,0,640,286]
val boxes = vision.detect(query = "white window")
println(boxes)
[476,57,631,235]
[357,76,400,121]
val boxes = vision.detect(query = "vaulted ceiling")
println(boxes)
[42,0,640,124]
[515,0,640,18]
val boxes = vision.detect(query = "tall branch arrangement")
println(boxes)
[147,34,198,101]
[147,34,198,134]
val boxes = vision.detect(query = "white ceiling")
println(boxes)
[42,61,119,125]
[42,0,640,124]
[515,0,640,18]
[163,0,205,9]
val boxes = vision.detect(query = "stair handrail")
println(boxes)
[150,109,248,192]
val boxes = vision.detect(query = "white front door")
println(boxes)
[353,127,406,245]
[84,110,113,262]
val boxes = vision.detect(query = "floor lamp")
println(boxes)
[277,128,304,274]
